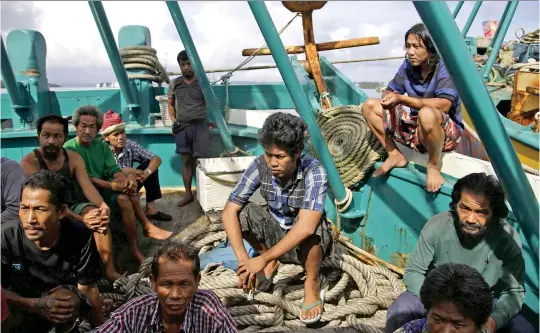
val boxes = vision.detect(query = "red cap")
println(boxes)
[101,110,125,134]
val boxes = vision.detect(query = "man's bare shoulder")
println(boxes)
[20,150,38,167]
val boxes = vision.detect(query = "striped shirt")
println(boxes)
[228,154,327,229]
[387,59,463,128]
[92,290,237,333]
[109,139,155,169]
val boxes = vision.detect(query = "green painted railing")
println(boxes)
[461,1,482,38]
[414,1,539,262]
[166,1,236,153]
[88,1,139,111]
[483,1,519,81]
[452,1,464,18]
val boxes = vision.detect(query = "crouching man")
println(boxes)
[94,240,237,332]
[221,112,333,324]
[1,171,105,332]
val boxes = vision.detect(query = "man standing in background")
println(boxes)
[167,50,210,207]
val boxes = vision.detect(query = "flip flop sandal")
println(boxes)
[298,289,325,324]
[255,263,281,292]
[146,211,172,221]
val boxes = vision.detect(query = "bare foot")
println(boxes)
[373,152,408,177]
[143,224,172,240]
[426,164,444,193]
[301,279,323,321]
[177,194,194,207]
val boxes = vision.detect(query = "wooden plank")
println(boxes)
[241,37,380,56]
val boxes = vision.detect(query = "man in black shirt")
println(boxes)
[1,170,106,332]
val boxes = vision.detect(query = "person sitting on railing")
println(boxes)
[393,262,493,333]
[93,240,238,333]
[167,50,211,208]
[63,105,172,265]
[1,171,106,332]
[100,110,172,222]
[221,112,334,324]
[385,172,534,333]
[362,23,463,193]
[1,157,25,226]
[19,114,119,281]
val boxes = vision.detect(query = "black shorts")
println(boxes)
[174,119,210,158]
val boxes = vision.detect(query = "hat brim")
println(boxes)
[101,123,126,136]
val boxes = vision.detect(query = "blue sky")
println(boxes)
[1,1,539,86]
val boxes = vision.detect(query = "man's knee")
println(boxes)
[181,154,193,167]
[116,194,130,208]
[418,106,443,131]
[385,291,425,333]
[363,98,383,118]
[501,313,535,333]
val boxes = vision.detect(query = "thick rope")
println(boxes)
[313,103,386,188]
[120,46,169,84]
[96,216,404,332]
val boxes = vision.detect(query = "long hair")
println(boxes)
[405,23,440,79]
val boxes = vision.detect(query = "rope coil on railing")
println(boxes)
[94,215,404,332]
[119,46,170,84]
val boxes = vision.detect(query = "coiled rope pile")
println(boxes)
[119,46,170,84]
[96,215,404,332]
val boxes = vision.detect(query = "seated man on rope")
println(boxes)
[221,112,334,324]
[94,240,237,333]
[362,23,463,193]
[1,171,105,332]
[19,114,118,281]
[64,105,172,265]
[385,172,534,333]
[101,110,172,222]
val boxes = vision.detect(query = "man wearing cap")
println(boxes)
[101,110,172,222]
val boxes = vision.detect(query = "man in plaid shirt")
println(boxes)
[93,240,237,333]
[221,112,335,324]
[101,110,172,222]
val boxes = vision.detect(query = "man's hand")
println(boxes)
[34,292,78,324]
[380,91,401,109]
[482,317,497,333]
[82,209,109,234]
[125,174,138,193]
[237,256,267,290]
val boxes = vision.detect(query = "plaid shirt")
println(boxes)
[110,139,155,168]
[228,154,327,229]
[92,290,237,333]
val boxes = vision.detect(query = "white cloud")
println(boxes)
[1,1,538,86]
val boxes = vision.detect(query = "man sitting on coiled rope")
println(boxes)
[221,112,335,324]
[362,23,463,193]
[93,240,237,333]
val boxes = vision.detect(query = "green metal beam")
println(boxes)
[488,1,511,50]
[483,1,519,81]
[461,1,482,38]
[248,1,349,203]
[88,1,139,111]
[165,1,235,153]
[413,1,539,262]
[0,37,26,110]
[452,1,464,18]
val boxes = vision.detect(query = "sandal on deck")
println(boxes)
[255,264,280,292]
[299,290,325,324]
[146,211,172,221]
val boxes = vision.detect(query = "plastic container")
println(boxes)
[155,95,173,127]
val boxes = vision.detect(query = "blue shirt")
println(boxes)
[388,59,463,128]
[228,154,327,229]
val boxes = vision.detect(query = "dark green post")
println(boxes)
[452,1,464,18]
[483,2,519,81]
[88,1,140,112]
[461,1,483,37]
[165,1,236,153]
[414,1,539,261]
[0,37,27,111]
[248,1,351,205]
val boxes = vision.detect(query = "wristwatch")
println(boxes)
[480,330,490,333]
[145,168,152,176]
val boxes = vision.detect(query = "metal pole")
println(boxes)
[487,1,512,50]
[248,1,347,202]
[461,1,483,38]
[483,2,519,81]
[88,1,139,110]
[413,1,539,261]
[1,37,26,109]
[165,1,236,153]
[452,1,464,18]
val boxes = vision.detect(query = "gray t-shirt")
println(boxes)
[1,157,25,224]
[167,76,207,128]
